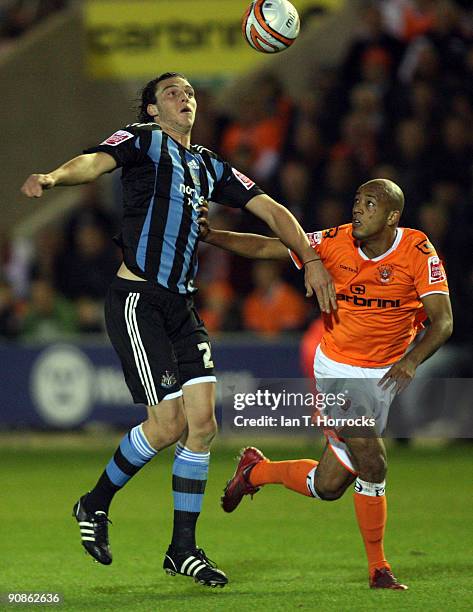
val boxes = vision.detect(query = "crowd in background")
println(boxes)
[0,0,66,53]
[1,0,472,347]
[198,0,473,342]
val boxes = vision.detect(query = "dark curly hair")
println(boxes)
[137,72,188,123]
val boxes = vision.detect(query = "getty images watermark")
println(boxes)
[230,389,376,430]
[219,377,473,437]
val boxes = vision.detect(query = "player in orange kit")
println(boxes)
[198,179,453,590]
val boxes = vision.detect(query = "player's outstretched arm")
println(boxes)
[379,293,453,394]
[244,194,337,313]
[197,202,287,259]
[206,229,286,259]
[21,152,117,198]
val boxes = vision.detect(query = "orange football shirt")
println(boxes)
[291,224,449,367]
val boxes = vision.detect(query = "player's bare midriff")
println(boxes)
[117,262,147,282]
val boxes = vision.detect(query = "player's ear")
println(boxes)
[147,103,159,120]
[387,210,400,226]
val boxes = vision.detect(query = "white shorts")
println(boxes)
[313,346,397,473]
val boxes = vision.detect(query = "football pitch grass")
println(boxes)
[1,434,472,611]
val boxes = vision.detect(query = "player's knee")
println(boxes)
[189,416,217,446]
[315,485,345,501]
[358,453,387,483]
[145,410,187,448]
[312,477,346,501]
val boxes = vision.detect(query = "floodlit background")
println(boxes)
[0,1,472,609]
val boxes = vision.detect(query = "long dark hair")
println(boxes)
[137,72,187,123]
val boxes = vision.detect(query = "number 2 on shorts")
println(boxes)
[198,342,214,369]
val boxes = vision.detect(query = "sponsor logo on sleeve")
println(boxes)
[428,256,446,284]
[323,227,339,239]
[307,231,322,248]
[231,168,255,190]
[415,238,434,255]
[101,130,134,146]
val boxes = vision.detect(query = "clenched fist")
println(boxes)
[21,174,56,198]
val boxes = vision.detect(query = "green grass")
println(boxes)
[1,436,472,611]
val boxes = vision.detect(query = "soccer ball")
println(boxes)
[242,0,300,54]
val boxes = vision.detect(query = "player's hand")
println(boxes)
[20,173,56,198]
[378,356,417,395]
[197,200,211,241]
[304,259,337,314]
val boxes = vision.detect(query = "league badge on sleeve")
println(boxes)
[428,256,446,284]
[232,168,255,190]
[101,130,134,146]
[307,231,323,248]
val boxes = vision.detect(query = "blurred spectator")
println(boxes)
[221,73,293,183]
[54,220,120,300]
[385,118,434,222]
[399,39,442,84]
[450,90,473,124]
[313,197,346,231]
[418,203,449,255]
[3,226,63,300]
[287,118,326,175]
[0,277,22,340]
[198,281,240,334]
[62,183,118,251]
[274,157,312,222]
[198,207,237,288]
[300,317,325,378]
[359,46,394,94]
[380,0,436,42]
[429,179,465,215]
[243,261,308,336]
[369,163,400,184]
[3,235,35,299]
[332,110,379,172]
[387,79,442,130]
[0,0,66,41]
[30,226,64,282]
[341,4,405,90]
[76,297,104,335]
[465,46,473,96]
[320,157,359,205]
[191,87,222,151]
[306,68,346,144]
[21,278,77,342]
[426,0,470,79]
[350,82,384,128]
[434,116,473,189]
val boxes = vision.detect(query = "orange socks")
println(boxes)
[353,478,390,576]
[249,462,390,576]
[249,459,318,497]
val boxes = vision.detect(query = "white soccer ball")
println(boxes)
[242,0,300,54]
